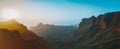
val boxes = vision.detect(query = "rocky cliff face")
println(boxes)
[76,12,120,35]
[0,19,51,49]
[73,11,120,49]
[60,11,120,49]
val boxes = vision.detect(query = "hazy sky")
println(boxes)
[0,0,120,27]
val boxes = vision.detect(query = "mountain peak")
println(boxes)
[0,19,35,40]
[0,19,23,26]
[8,19,18,23]
[0,19,50,49]
[0,19,27,31]
[0,18,45,40]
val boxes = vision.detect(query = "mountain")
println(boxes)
[0,19,37,40]
[0,19,51,49]
[26,11,120,49]
[60,11,120,49]
[29,23,77,49]
[0,29,25,49]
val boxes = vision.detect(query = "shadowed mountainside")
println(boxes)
[0,19,51,49]
[59,11,120,49]
[29,11,120,49]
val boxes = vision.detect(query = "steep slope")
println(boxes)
[0,19,51,49]
[60,11,120,49]
[0,29,25,49]
[0,19,37,40]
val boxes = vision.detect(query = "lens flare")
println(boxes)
[2,8,18,20]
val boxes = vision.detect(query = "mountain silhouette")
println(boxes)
[0,19,51,49]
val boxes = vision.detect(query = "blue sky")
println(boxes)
[0,0,120,27]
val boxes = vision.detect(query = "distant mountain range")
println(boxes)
[0,19,51,49]
[29,23,77,48]
[1,11,120,49]
[30,11,120,49]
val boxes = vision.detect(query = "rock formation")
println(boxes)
[72,11,120,49]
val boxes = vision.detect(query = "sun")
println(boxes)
[1,8,18,20]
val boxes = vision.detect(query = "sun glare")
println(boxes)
[1,8,18,20]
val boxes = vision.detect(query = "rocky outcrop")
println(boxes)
[76,12,120,35]
[73,11,120,49]
[60,11,120,49]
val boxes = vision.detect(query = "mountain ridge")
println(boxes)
[68,11,120,49]
[0,19,51,49]
[29,23,77,49]
[45,11,120,49]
